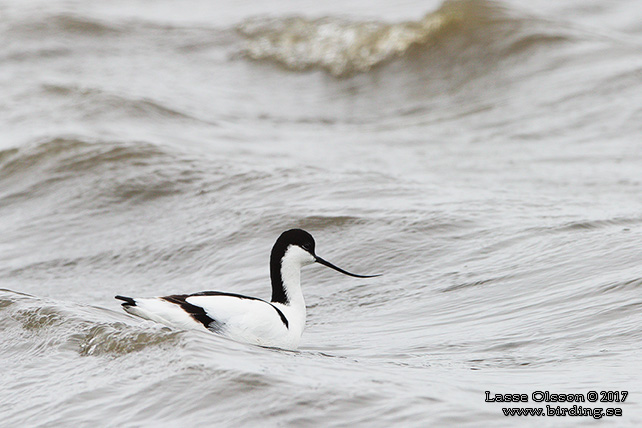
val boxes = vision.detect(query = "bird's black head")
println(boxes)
[269,228,381,304]
[274,228,316,256]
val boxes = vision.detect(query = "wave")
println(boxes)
[12,14,123,37]
[0,136,167,179]
[237,0,578,77]
[1,11,233,63]
[0,136,206,209]
[41,83,205,123]
[4,0,589,81]
[4,12,200,39]
[0,289,180,357]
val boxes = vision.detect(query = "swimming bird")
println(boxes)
[115,229,379,350]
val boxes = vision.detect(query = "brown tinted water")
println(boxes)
[1,0,641,425]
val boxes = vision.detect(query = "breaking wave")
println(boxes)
[237,0,577,77]
[0,289,181,357]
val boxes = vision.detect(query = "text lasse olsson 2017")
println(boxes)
[484,391,627,419]
[485,390,628,403]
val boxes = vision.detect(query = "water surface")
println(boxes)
[1,0,641,425]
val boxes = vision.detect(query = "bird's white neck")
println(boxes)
[280,252,305,307]
[272,246,312,338]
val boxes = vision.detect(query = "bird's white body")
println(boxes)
[121,245,313,350]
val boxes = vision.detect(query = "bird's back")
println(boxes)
[117,292,299,349]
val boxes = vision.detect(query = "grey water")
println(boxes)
[1,0,641,425]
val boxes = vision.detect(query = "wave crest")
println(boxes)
[0,289,180,357]
[238,7,457,77]
[237,0,576,77]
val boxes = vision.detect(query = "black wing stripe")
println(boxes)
[161,295,218,329]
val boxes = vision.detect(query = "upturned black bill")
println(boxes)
[315,256,381,278]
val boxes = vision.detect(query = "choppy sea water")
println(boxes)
[1,0,641,425]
